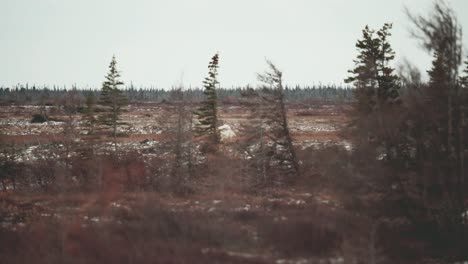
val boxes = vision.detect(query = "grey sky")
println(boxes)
[1,0,467,89]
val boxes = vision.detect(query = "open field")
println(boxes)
[0,188,351,264]
[0,103,351,163]
[0,103,348,145]
[0,103,370,264]
[1,102,464,264]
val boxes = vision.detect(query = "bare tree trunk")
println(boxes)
[448,90,454,158]
[12,171,16,190]
[187,109,194,179]
[113,121,117,152]
[460,107,465,190]
[171,101,184,187]
[112,103,118,152]
[278,86,299,177]
[260,127,267,184]
[456,91,466,224]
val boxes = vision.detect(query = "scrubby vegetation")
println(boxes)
[1,2,468,264]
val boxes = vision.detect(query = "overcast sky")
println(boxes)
[1,0,468,89]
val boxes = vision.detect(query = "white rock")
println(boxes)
[218,124,236,141]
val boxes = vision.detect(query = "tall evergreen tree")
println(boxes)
[195,53,220,143]
[99,55,128,142]
[376,23,399,103]
[346,23,399,114]
[346,25,380,114]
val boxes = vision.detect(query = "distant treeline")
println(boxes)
[0,84,353,105]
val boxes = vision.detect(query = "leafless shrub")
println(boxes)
[156,88,196,195]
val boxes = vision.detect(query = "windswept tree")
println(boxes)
[396,2,467,236]
[195,53,220,144]
[258,61,299,180]
[240,61,299,185]
[99,55,128,143]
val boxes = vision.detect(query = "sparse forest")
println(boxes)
[1,2,468,264]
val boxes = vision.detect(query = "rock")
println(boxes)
[218,124,236,141]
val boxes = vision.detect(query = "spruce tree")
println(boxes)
[376,23,399,103]
[346,25,380,114]
[346,23,399,114]
[195,53,220,143]
[428,51,451,92]
[99,55,128,142]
